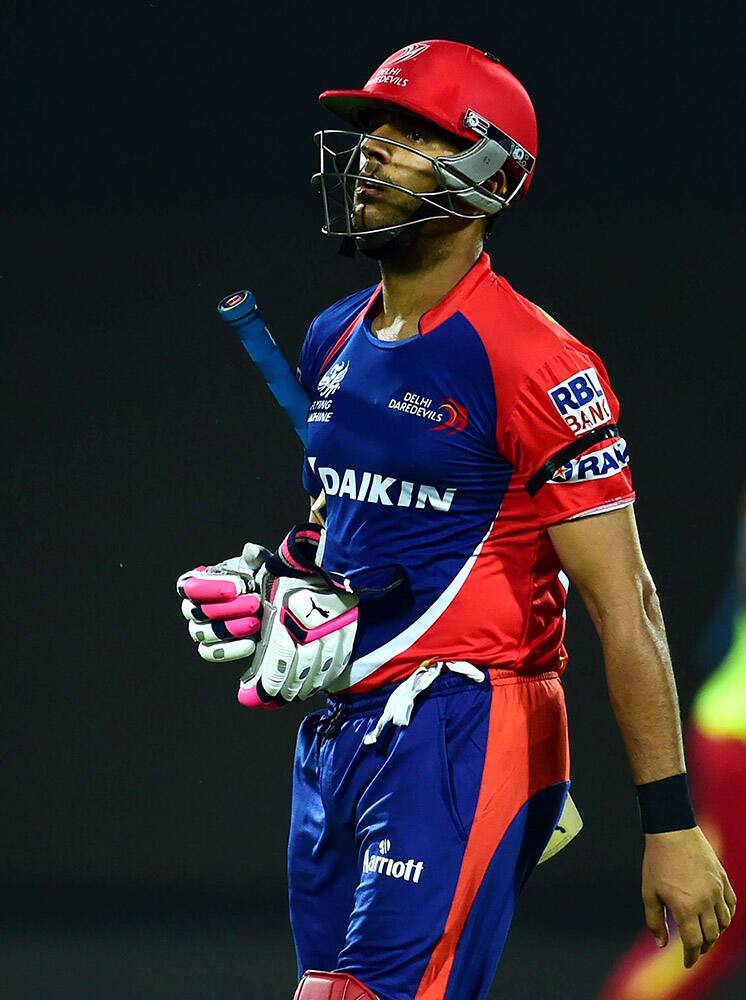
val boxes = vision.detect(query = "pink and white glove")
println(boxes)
[177,525,361,709]
[176,542,269,663]
[238,573,358,707]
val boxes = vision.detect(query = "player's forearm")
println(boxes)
[587,578,687,784]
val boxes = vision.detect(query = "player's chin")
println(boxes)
[352,200,409,233]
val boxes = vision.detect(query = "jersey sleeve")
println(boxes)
[297,318,324,498]
[500,345,635,526]
[296,316,319,399]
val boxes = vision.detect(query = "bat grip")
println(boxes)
[218,291,310,445]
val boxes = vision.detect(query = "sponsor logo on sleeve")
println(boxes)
[550,438,629,485]
[547,367,611,436]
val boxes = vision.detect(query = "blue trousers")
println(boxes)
[288,667,570,1000]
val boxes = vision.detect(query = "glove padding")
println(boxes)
[177,542,269,662]
[238,574,358,706]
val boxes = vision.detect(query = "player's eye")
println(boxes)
[405,128,423,142]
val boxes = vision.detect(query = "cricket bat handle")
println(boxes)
[217,290,310,447]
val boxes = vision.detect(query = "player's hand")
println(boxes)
[238,575,358,706]
[176,542,270,663]
[641,826,737,968]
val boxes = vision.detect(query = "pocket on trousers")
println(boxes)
[296,709,325,768]
[437,695,488,844]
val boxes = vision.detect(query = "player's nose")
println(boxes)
[359,128,394,168]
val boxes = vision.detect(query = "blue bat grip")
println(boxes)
[217,290,309,446]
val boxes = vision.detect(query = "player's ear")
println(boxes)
[482,169,508,196]
[478,174,506,241]
[458,169,507,221]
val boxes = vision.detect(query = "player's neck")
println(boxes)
[373,238,483,340]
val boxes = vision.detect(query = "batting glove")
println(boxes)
[238,573,358,706]
[232,523,361,707]
[177,542,270,663]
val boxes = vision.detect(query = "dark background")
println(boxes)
[4,1,744,997]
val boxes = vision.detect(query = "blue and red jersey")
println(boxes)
[297,252,634,694]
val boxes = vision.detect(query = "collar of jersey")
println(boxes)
[362,251,493,347]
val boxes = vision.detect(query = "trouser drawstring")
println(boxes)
[315,700,349,741]
[363,660,485,746]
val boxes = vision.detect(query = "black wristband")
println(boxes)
[636,773,696,834]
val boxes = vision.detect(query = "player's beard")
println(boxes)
[351,202,435,260]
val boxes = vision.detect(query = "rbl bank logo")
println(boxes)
[547,367,611,436]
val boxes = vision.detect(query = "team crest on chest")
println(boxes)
[433,397,469,434]
[387,390,469,433]
[318,361,350,398]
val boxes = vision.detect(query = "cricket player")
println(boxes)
[177,41,736,1000]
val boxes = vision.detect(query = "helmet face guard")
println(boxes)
[311,117,533,240]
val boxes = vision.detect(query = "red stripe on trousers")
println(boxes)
[414,671,570,999]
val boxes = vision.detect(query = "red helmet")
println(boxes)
[319,39,538,204]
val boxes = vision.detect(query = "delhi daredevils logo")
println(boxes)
[386,42,430,65]
[433,397,469,434]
